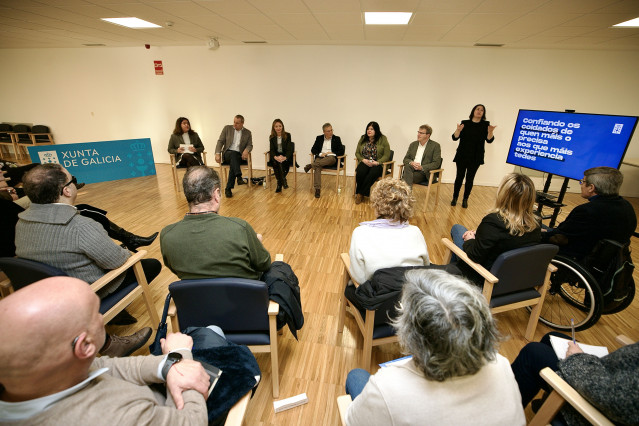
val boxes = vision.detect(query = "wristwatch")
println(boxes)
[161,352,183,380]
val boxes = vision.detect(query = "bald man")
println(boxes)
[0,277,210,425]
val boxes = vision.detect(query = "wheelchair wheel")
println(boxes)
[604,278,636,315]
[537,256,603,331]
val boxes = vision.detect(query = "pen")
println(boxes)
[571,318,576,344]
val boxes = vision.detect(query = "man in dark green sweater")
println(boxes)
[160,166,271,280]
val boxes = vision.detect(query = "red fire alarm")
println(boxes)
[154,60,164,75]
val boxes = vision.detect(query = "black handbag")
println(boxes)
[148,293,172,355]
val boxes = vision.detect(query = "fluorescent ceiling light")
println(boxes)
[613,17,639,27]
[365,12,412,25]
[101,17,161,28]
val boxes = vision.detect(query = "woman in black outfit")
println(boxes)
[269,118,294,193]
[451,104,496,208]
[167,117,205,168]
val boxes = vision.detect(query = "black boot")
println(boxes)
[462,198,469,208]
[451,196,458,206]
[109,223,158,252]
[283,177,289,189]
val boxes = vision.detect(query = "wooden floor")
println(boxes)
[73,164,639,426]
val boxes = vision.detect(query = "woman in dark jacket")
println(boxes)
[167,116,204,168]
[451,104,497,208]
[354,121,391,204]
[269,118,294,193]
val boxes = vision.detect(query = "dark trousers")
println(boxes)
[511,332,570,406]
[223,150,242,189]
[355,162,383,196]
[121,258,162,287]
[177,153,202,168]
[272,160,290,185]
[453,161,480,199]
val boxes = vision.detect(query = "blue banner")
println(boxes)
[27,138,156,184]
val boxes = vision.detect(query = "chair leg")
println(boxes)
[269,314,279,398]
[362,310,375,370]
[132,261,160,326]
[337,270,349,333]
[528,390,565,426]
[525,268,553,341]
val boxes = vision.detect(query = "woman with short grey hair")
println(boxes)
[345,270,525,426]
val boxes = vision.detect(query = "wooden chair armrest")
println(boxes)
[429,168,444,175]
[340,252,360,286]
[337,395,351,426]
[440,238,498,284]
[537,367,614,426]
[382,160,395,167]
[225,391,251,426]
[168,298,176,318]
[616,335,634,346]
[548,263,558,273]
[268,300,280,316]
[90,250,147,293]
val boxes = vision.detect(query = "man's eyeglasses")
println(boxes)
[61,176,77,194]
[417,131,427,135]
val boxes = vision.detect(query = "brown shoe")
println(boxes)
[355,194,363,204]
[100,327,152,357]
[315,188,320,198]
[304,164,312,173]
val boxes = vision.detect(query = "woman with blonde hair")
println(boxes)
[348,178,429,284]
[448,173,541,284]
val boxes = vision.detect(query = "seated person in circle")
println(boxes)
[401,124,441,188]
[354,121,391,204]
[167,117,204,168]
[269,118,294,193]
[349,178,429,285]
[303,122,345,199]
[448,173,541,285]
[345,269,526,425]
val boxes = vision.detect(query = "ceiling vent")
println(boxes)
[474,43,504,47]
[242,40,267,44]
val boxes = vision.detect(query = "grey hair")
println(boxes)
[182,166,220,206]
[584,166,623,196]
[392,269,500,381]
[322,122,332,131]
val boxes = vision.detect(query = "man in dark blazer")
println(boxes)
[303,123,345,198]
[215,115,253,198]
[542,166,636,259]
[401,124,442,187]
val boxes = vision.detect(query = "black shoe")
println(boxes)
[225,188,233,198]
[236,177,247,185]
[304,164,312,173]
[283,180,289,189]
[275,184,282,193]
[108,309,138,326]
[462,199,468,208]
[315,189,320,198]
[451,197,458,206]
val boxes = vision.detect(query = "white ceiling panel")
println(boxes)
[312,12,362,26]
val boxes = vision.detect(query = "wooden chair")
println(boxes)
[169,151,207,192]
[218,152,253,189]
[337,394,351,426]
[0,250,160,325]
[308,153,347,193]
[167,254,284,398]
[529,335,634,426]
[225,391,251,426]
[0,271,12,298]
[7,124,31,160]
[397,159,444,209]
[264,147,297,189]
[353,150,395,195]
[0,123,18,159]
[442,238,558,341]
[18,124,55,160]
[337,253,399,370]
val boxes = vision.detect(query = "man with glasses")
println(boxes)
[401,124,442,188]
[542,166,636,259]
[303,123,345,198]
[14,163,160,356]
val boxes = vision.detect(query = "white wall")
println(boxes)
[1,44,638,196]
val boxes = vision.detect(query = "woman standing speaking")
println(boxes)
[451,104,496,208]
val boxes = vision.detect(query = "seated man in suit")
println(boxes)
[542,166,636,259]
[0,277,210,425]
[161,166,271,280]
[303,123,345,198]
[401,124,442,188]
[215,114,253,198]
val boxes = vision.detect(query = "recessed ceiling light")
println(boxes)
[612,17,639,27]
[101,17,161,29]
[364,12,412,25]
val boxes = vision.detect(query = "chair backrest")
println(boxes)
[169,278,270,332]
[489,244,558,297]
[0,123,12,140]
[0,257,67,291]
[31,125,51,142]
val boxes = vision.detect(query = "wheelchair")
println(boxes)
[536,237,636,331]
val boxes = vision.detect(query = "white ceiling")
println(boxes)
[0,0,638,50]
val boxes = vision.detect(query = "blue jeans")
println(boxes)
[345,368,371,400]
[450,224,468,263]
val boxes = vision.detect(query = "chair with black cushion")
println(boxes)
[337,253,399,370]
[441,238,558,340]
[0,250,160,326]
[169,151,207,192]
[397,158,444,209]
[264,145,297,189]
[22,124,55,159]
[8,124,31,160]
[308,153,347,193]
[0,123,17,158]
[353,150,395,195]
[218,152,253,189]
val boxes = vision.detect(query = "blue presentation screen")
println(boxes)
[506,110,637,180]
